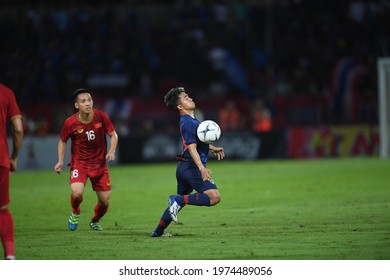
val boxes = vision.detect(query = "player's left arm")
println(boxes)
[9,115,24,174]
[106,130,118,161]
[209,144,225,160]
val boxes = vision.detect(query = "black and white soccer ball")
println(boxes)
[197,120,221,144]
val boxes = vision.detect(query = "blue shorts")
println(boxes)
[176,161,218,195]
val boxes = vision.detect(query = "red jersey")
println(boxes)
[0,83,22,169]
[60,109,115,168]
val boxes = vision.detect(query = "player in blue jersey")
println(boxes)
[150,87,225,237]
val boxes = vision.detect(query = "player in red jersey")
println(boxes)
[0,83,24,259]
[54,88,118,231]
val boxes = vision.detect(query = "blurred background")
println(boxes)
[2,0,389,168]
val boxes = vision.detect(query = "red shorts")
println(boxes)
[0,166,10,206]
[69,164,111,192]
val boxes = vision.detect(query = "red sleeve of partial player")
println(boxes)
[6,89,21,121]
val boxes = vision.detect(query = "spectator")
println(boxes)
[218,101,245,131]
[251,98,272,132]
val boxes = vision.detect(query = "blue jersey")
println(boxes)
[179,114,209,165]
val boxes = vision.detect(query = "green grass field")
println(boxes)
[6,158,390,260]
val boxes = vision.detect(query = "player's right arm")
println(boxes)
[54,140,67,174]
[187,143,212,181]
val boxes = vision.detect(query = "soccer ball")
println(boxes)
[197,120,221,144]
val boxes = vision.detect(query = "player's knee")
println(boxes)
[72,192,83,200]
[209,194,221,206]
[97,196,110,207]
[205,189,221,206]
[99,201,109,208]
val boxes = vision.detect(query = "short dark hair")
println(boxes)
[164,87,185,110]
[72,88,93,102]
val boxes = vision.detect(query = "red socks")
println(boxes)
[70,195,108,223]
[0,208,15,259]
[91,203,108,223]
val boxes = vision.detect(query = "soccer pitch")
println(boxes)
[7,158,390,260]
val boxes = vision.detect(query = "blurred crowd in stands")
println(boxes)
[1,0,388,136]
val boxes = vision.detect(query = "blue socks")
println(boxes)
[176,193,211,206]
[154,207,172,235]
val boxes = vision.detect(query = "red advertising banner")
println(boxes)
[287,125,379,158]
